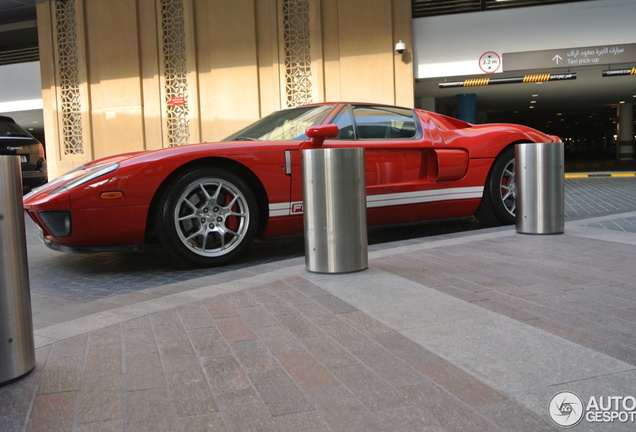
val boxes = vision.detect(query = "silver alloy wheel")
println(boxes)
[499,158,516,217]
[173,178,250,257]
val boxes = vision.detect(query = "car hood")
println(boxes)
[82,140,304,168]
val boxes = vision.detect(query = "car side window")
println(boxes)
[329,106,356,139]
[353,106,417,139]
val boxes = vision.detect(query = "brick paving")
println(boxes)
[2,176,636,431]
[583,215,636,233]
[23,176,636,327]
[1,276,559,432]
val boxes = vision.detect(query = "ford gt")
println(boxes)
[23,103,559,267]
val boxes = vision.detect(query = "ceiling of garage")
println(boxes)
[0,0,36,25]
[416,63,635,139]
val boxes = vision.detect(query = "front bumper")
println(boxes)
[24,202,150,252]
[36,225,144,253]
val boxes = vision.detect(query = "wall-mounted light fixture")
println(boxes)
[395,40,406,54]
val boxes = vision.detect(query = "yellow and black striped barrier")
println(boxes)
[602,68,636,77]
[565,172,636,178]
[522,74,551,83]
[463,78,490,86]
[439,73,576,88]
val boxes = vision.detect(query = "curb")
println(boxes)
[565,172,636,178]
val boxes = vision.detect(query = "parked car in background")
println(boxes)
[23,102,560,267]
[0,116,47,193]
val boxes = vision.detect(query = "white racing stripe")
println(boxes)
[268,186,484,217]
[269,202,292,217]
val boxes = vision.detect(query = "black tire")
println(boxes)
[155,167,259,267]
[475,146,516,227]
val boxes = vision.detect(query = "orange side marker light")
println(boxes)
[100,191,124,200]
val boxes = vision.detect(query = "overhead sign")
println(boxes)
[503,43,636,71]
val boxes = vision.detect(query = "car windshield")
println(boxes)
[223,105,334,141]
[0,121,32,139]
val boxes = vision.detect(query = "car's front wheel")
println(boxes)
[475,146,516,226]
[155,167,259,267]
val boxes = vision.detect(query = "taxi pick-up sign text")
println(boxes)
[503,43,636,71]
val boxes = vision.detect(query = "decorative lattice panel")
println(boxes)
[161,0,190,146]
[55,0,84,156]
[282,0,313,107]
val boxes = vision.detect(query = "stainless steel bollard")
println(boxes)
[302,147,368,273]
[515,142,565,235]
[0,156,35,384]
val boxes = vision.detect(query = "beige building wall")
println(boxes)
[37,0,413,178]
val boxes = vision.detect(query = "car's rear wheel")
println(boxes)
[155,167,258,267]
[475,146,516,226]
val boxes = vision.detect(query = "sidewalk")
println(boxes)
[2,212,636,431]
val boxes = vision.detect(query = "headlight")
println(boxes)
[51,162,120,193]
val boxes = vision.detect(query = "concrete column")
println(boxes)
[457,93,476,124]
[617,102,634,160]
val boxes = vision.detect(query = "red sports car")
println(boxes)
[23,103,559,267]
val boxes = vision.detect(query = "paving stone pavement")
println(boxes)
[2,176,636,431]
[2,258,561,432]
[24,176,636,330]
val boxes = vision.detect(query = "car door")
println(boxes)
[297,104,440,226]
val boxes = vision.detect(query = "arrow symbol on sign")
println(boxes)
[553,54,562,64]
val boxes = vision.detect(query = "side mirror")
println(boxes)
[305,124,339,147]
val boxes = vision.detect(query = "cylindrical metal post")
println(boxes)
[302,147,368,273]
[515,142,565,235]
[0,156,35,384]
